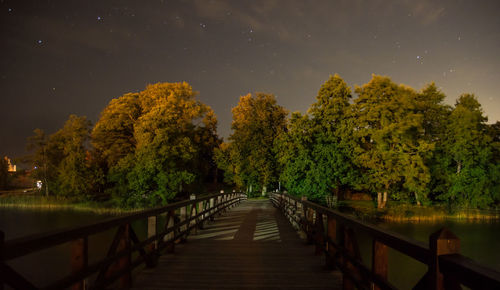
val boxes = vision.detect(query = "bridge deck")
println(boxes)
[132,199,341,289]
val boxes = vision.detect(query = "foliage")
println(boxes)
[19,75,499,210]
[27,116,93,197]
[276,74,358,202]
[350,75,433,208]
[96,82,219,207]
[220,93,287,194]
[438,94,496,208]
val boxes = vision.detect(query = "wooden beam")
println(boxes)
[71,237,88,290]
[372,239,388,290]
[314,212,324,255]
[429,227,461,290]
[326,215,337,269]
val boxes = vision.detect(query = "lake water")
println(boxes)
[0,207,150,288]
[358,220,500,289]
[1,207,499,289]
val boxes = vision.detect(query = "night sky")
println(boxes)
[1,0,499,159]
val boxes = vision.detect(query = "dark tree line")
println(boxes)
[27,82,220,208]
[218,75,500,209]
[24,76,500,209]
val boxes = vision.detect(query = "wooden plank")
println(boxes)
[132,200,342,290]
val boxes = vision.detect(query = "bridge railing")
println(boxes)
[270,192,500,290]
[0,191,246,290]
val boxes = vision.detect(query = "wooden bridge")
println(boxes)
[1,192,500,289]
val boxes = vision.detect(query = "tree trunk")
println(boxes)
[457,161,462,174]
[415,192,421,206]
[381,191,388,208]
[377,192,382,209]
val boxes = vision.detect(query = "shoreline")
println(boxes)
[342,201,500,223]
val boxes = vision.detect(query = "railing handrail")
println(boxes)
[0,191,247,290]
[1,192,236,261]
[271,192,500,290]
[300,195,430,264]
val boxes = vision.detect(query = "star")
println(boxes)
[8,8,13,12]
[97,16,102,21]
[200,23,207,28]
[37,40,43,44]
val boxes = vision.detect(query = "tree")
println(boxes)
[27,116,93,197]
[275,112,316,197]
[488,121,500,203]
[351,75,432,208]
[439,94,495,208]
[276,74,359,202]
[26,128,50,196]
[103,82,219,207]
[53,115,93,196]
[214,142,236,185]
[225,93,288,195]
[414,84,452,203]
[92,93,141,169]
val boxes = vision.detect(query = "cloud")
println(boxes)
[406,1,446,25]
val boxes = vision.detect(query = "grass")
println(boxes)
[340,200,500,222]
[0,193,142,215]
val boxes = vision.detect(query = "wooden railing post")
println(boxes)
[301,197,314,244]
[429,228,461,290]
[342,227,355,290]
[118,223,131,288]
[326,215,337,269]
[209,197,215,220]
[197,200,204,229]
[71,237,88,290]
[165,210,176,253]
[372,239,388,290]
[314,212,324,255]
[180,206,188,241]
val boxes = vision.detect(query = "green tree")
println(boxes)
[415,84,452,203]
[52,115,93,196]
[276,74,358,202]
[27,116,93,197]
[351,75,432,208]
[275,112,316,197]
[225,93,288,195]
[214,142,236,185]
[439,94,495,208]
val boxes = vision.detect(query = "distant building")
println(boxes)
[4,156,16,172]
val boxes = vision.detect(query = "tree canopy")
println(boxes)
[21,75,500,210]
[218,93,287,195]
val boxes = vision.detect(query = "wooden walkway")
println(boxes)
[132,199,341,289]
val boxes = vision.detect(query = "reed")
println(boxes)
[344,200,500,222]
[0,194,143,214]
